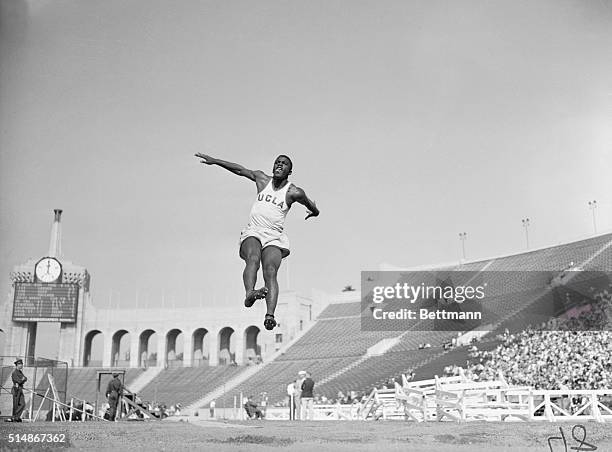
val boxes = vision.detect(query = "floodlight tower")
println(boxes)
[588,200,597,234]
[459,232,467,261]
[521,218,530,250]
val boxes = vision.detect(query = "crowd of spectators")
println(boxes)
[273,389,370,408]
[446,289,612,391]
[320,390,370,406]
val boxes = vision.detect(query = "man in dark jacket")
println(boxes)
[11,359,27,422]
[106,373,123,421]
[300,372,315,420]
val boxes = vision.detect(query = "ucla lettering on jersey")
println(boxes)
[247,180,291,232]
[257,193,285,209]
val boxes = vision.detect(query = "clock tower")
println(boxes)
[1,210,91,365]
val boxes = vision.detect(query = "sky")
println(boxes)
[1,0,611,329]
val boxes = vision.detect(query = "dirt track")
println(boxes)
[1,418,611,451]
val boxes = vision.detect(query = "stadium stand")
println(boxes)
[317,302,363,319]
[65,368,144,406]
[119,233,612,410]
[230,357,359,404]
[461,289,612,391]
[315,348,442,399]
[276,318,400,360]
[137,365,244,407]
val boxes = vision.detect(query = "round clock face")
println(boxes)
[35,257,62,283]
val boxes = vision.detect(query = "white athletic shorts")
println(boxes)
[239,226,290,258]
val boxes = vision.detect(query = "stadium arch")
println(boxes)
[192,328,209,367]
[111,329,131,367]
[166,328,184,367]
[83,330,103,367]
[139,329,158,367]
[244,325,261,364]
[218,327,235,366]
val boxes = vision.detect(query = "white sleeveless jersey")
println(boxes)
[247,179,292,233]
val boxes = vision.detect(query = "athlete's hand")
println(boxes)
[195,153,216,165]
[305,201,319,220]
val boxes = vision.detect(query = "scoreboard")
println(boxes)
[13,282,79,322]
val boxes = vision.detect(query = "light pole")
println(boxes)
[459,232,467,260]
[588,200,597,234]
[521,218,530,249]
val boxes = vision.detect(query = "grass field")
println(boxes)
[1,417,612,451]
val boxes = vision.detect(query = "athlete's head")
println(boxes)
[273,155,292,179]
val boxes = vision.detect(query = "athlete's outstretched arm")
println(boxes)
[289,186,320,220]
[195,153,263,182]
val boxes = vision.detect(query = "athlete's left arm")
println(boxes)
[288,186,319,220]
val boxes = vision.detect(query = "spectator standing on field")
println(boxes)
[300,372,315,420]
[295,371,307,420]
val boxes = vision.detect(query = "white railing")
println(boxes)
[359,372,612,423]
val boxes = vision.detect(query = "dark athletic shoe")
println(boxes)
[264,314,277,330]
[244,287,268,307]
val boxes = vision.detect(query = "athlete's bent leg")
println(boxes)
[240,238,267,307]
[261,246,283,328]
